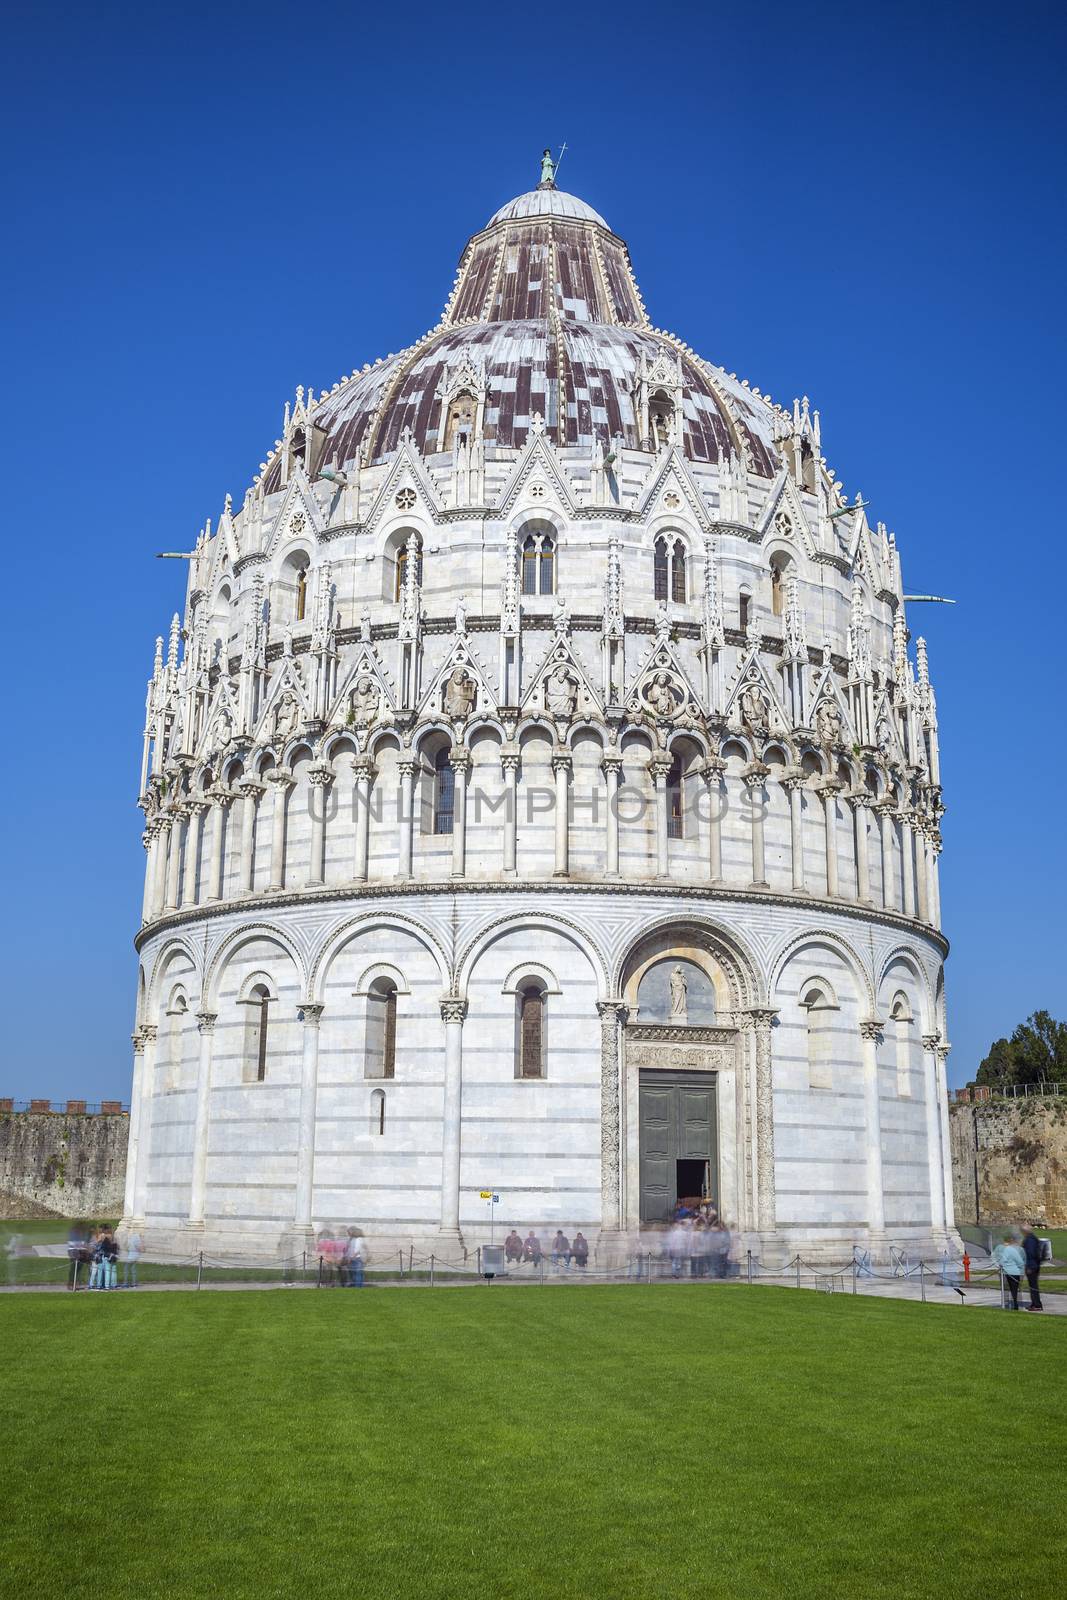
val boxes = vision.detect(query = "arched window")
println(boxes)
[365,979,398,1079]
[521,532,555,595]
[654,537,687,603]
[394,537,424,602]
[433,747,455,834]
[295,567,308,622]
[739,591,751,632]
[801,985,835,1090]
[370,1088,386,1136]
[244,983,271,1083]
[166,991,188,1090]
[667,754,684,839]
[891,994,913,1097]
[650,391,674,449]
[517,982,546,1079]
[443,390,475,452]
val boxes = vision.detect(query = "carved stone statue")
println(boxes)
[540,148,555,185]
[272,688,301,744]
[348,674,380,728]
[645,670,681,721]
[454,595,468,635]
[875,715,892,755]
[443,667,477,721]
[669,965,688,1022]
[545,664,579,720]
[359,608,372,643]
[816,698,844,746]
[215,709,233,750]
[553,593,569,635]
[740,684,770,738]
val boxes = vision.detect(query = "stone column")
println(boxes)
[141,825,159,923]
[132,1024,158,1224]
[207,792,232,903]
[850,791,872,903]
[649,755,671,878]
[876,801,898,911]
[596,1000,627,1236]
[294,1003,324,1233]
[307,765,334,887]
[397,757,417,879]
[921,1031,947,1236]
[500,747,520,875]
[782,769,807,893]
[935,1042,955,1229]
[746,1007,779,1236]
[237,779,264,895]
[266,768,294,891]
[123,1029,146,1220]
[552,750,572,877]
[914,823,930,923]
[187,1010,217,1229]
[601,752,623,876]
[859,1019,887,1239]
[819,778,843,897]
[352,757,375,882]
[450,747,471,878]
[927,835,941,929]
[702,755,726,882]
[181,801,207,907]
[163,814,182,912]
[901,812,916,919]
[438,997,468,1241]
[742,762,770,887]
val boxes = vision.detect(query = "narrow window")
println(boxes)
[539,537,555,595]
[522,536,538,596]
[892,999,912,1097]
[296,568,308,622]
[654,538,669,601]
[519,984,545,1078]
[371,1088,386,1135]
[365,979,398,1080]
[522,533,554,595]
[444,390,475,452]
[245,983,271,1083]
[433,748,454,835]
[667,755,684,839]
[650,391,674,449]
[739,592,750,632]
[671,542,687,603]
[394,539,423,602]
[802,987,833,1090]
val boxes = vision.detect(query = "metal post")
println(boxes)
[477,1245,482,1278]
[999,1266,1005,1310]
[317,1254,324,1288]
[920,1261,926,1303]
[852,1254,857,1295]
[399,1248,404,1278]
[647,1251,653,1284]
[197,1252,203,1291]
[408,1245,413,1273]
[302,1250,306,1282]
[539,1254,544,1286]
[430,1253,435,1288]
[746,1249,753,1285]
[72,1257,80,1292]
[796,1256,801,1291]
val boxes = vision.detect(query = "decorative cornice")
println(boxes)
[626,1023,736,1044]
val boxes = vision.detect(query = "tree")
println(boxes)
[974,1011,1067,1089]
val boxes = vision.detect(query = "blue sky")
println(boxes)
[2,0,1064,1098]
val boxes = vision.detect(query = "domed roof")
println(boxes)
[488,188,609,228]
[262,174,781,490]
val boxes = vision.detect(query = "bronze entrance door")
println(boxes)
[638,1071,717,1223]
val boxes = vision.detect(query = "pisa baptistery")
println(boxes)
[124,159,956,1264]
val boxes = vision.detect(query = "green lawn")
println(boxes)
[2,1288,1064,1599]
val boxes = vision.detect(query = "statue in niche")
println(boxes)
[348,674,380,728]
[644,670,681,721]
[875,715,892,755]
[359,607,372,643]
[454,595,468,635]
[272,688,301,744]
[816,698,844,746]
[443,667,477,721]
[740,684,770,738]
[553,593,569,635]
[545,664,579,720]
[669,965,688,1023]
[215,708,233,750]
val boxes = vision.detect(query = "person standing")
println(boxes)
[343,1228,366,1288]
[572,1232,589,1271]
[1022,1224,1044,1311]
[992,1234,1026,1310]
[102,1230,119,1290]
[124,1229,142,1289]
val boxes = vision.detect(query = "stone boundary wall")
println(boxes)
[0,1110,129,1219]
[949,1097,1067,1228]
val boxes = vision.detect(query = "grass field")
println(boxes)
[2,1287,1064,1599]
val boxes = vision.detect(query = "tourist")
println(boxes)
[572,1232,589,1270]
[1021,1224,1044,1311]
[124,1229,142,1289]
[504,1230,523,1267]
[102,1229,119,1290]
[87,1228,105,1290]
[522,1231,543,1267]
[343,1228,365,1288]
[551,1231,571,1272]
[667,1217,690,1279]
[67,1223,89,1290]
[710,1220,732,1279]
[992,1234,1025,1310]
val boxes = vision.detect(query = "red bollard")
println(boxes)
[962,1252,971,1284]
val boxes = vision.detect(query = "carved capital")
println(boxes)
[440,996,468,1024]
[140,1024,158,1045]
[299,1002,325,1025]
[307,764,334,788]
[859,1018,885,1042]
[936,1042,951,1063]
[195,1010,217,1034]
[351,757,377,782]
[742,761,770,788]
[781,766,807,792]
[499,744,521,773]
[746,1006,779,1032]
[551,751,573,775]
[265,766,295,790]
[237,777,265,800]
[595,998,629,1026]
[818,776,845,796]
[921,1032,942,1053]
[131,1028,146,1052]
[449,747,473,774]
[701,755,727,782]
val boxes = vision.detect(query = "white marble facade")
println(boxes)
[124,171,955,1263]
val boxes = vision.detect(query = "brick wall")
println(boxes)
[0,1110,129,1218]
[949,1096,1067,1227]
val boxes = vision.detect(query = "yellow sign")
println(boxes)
[479,1190,493,1199]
